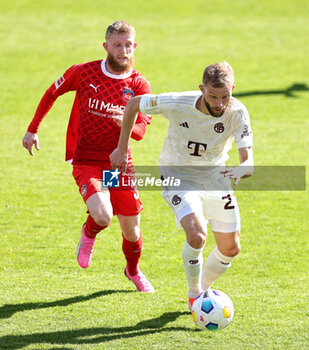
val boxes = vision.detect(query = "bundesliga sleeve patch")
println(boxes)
[55,75,65,89]
[241,124,251,138]
[144,96,158,110]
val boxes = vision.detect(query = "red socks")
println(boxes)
[84,215,107,239]
[122,233,143,276]
[84,215,143,276]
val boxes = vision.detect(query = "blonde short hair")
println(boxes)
[105,21,136,39]
[202,61,234,87]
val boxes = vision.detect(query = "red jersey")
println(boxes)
[28,60,151,165]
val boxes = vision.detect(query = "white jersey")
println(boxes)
[140,91,253,167]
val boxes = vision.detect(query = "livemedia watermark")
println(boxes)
[102,166,306,191]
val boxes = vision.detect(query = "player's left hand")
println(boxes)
[112,115,123,127]
[220,167,245,186]
[107,106,124,128]
[109,147,128,170]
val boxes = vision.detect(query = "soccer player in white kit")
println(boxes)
[110,61,254,309]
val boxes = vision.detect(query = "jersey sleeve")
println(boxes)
[139,93,173,118]
[27,64,81,133]
[131,114,150,141]
[233,106,253,149]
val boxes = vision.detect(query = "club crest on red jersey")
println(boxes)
[122,88,134,102]
[80,184,87,197]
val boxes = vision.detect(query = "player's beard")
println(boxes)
[106,53,135,73]
[204,98,226,118]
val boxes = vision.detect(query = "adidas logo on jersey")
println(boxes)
[179,122,189,128]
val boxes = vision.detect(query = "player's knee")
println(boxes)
[229,245,241,257]
[188,232,206,249]
[123,225,140,242]
[92,211,112,227]
[219,243,241,258]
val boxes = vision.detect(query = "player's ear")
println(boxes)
[232,84,236,91]
[133,42,137,49]
[199,84,204,93]
[103,42,108,51]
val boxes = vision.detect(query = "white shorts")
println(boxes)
[162,187,241,233]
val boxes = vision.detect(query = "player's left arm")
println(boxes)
[221,104,254,185]
[221,146,254,185]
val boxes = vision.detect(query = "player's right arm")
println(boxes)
[22,64,81,156]
[110,93,171,168]
[109,96,142,169]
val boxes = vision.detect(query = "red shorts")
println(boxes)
[72,164,143,216]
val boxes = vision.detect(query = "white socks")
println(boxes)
[182,242,235,297]
[182,241,204,299]
[201,246,234,291]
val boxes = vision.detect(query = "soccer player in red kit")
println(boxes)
[22,21,155,293]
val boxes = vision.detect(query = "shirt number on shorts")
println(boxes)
[222,194,235,210]
[132,183,140,200]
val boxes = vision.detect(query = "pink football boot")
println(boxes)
[76,224,96,268]
[124,266,155,293]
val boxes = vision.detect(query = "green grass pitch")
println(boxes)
[0,0,308,349]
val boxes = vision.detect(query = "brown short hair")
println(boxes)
[202,61,234,88]
[105,21,136,39]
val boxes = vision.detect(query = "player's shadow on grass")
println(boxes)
[0,289,132,319]
[233,82,309,98]
[0,311,198,349]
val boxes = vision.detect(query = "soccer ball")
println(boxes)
[191,289,234,331]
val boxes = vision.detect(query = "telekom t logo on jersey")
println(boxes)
[187,141,207,156]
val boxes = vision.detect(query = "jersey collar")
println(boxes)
[101,59,133,79]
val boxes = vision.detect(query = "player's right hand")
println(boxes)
[22,132,40,156]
